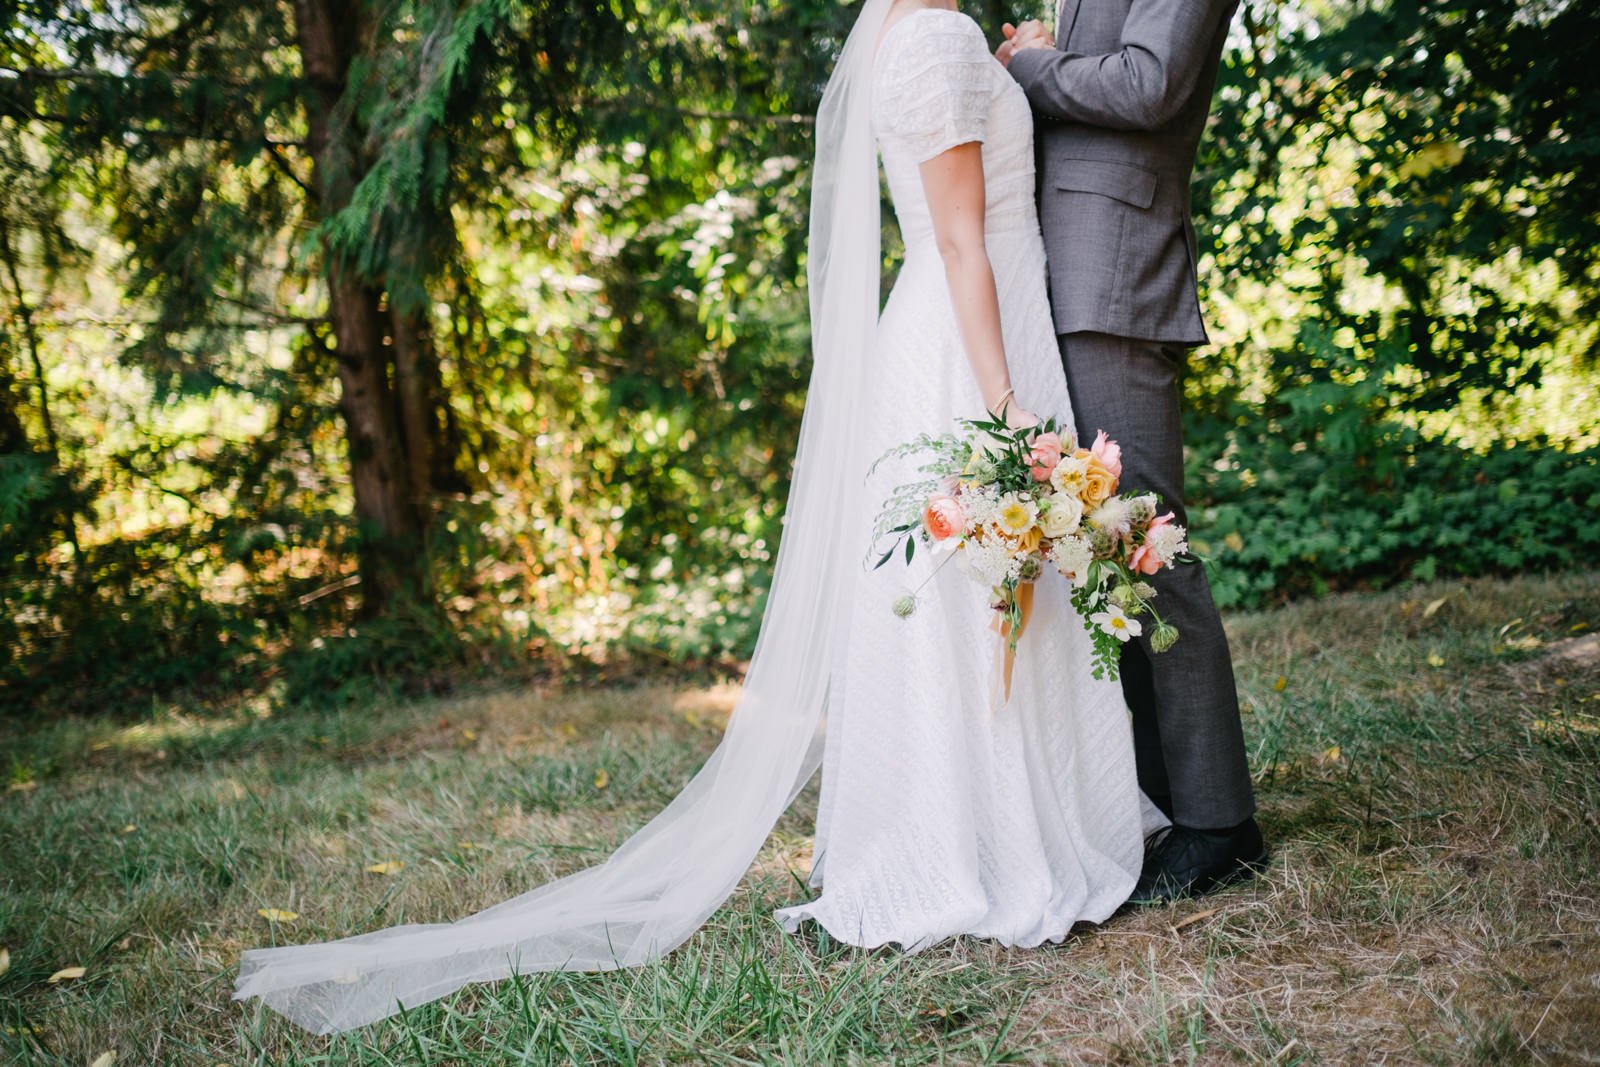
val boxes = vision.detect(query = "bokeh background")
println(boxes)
[3,0,1596,713]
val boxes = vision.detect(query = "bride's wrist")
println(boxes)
[986,386,1016,418]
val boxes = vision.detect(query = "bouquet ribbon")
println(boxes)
[986,581,1035,718]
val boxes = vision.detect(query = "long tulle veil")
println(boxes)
[232,0,893,1034]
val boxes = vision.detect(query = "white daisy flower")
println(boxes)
[1091,605,1143,642]
[1049,453,1090,496]
[994,492,1038,537]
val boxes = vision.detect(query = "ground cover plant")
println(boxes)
[2,568,1597,1064]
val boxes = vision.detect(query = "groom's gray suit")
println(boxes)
[1006,0,1256,830]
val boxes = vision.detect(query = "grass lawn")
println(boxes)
[3,570,1598,1064]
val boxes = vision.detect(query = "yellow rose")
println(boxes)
[1081,456,1119,508]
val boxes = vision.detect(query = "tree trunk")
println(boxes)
[389,302,435,507]
[293,0,429,618]
[0,346,31,456]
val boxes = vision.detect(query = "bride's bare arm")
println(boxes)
[919,143,1039,429]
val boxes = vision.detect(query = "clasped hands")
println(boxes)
[995,18,1053,68]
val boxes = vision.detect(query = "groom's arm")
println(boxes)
[1005,0,1236,131]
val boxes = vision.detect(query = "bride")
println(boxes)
[232,0,1167,1034]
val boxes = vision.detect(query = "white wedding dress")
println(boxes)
[771,7,1167,950]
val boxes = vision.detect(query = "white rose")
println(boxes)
[1038,492,1084,538]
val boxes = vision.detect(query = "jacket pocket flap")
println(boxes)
[1055,159,1158,209]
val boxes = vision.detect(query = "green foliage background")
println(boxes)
[1,0,1595,715]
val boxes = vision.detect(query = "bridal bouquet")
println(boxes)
[868,410,1196,691]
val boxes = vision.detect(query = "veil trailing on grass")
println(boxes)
[232,0,892,1035]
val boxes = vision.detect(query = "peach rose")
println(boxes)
[1128,543,1164,575]
[922,494,966,541]
[1015,525,1043,554]
[1027,431,1063,483]
[1090,429,1123,478]
[1081,457,1119,507]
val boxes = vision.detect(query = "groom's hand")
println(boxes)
[996,19,1053,67]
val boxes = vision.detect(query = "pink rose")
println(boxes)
[1028,431,1063,483]
[1090,430,1123,479]
[922,494,966,541]
[1149,510,1175,531]
[1129,543,1164,575]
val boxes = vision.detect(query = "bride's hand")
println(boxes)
[994,400,1040,432]
[1006,406,1041,432]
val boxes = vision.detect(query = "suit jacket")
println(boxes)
[1006,0,1240,345]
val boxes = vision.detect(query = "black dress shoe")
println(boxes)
[1128,816,1269,904]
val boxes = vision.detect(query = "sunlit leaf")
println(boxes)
[257,908,299,922]
[89,1052,117,1067]
[365,861,405,875]
[47,965,86,983]
[1397,140,1464,180]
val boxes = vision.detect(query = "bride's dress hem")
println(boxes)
[769,878,1136,956]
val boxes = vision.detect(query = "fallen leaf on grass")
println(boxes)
[256,908,299,923]
[1532,717,1600,736]
[1423,596,1448,618]
[1322,745,1342,763]
[7,780,37,793]
[461,728,477,742]
[89,1052,117,1067]
[0,947,8,977]
[365,860,405,875]
[1272,676,1287,692]
[593,768,609,789]
[1172,907,1219,932]
[47,966,85,983]
[1426,653,1445,668]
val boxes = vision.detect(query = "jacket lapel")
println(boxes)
[1055,0,1083,46]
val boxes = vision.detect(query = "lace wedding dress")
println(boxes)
[771,7,1167,950]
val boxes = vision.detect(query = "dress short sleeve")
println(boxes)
[874,13,993,165]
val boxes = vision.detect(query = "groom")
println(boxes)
[997,0,1267,903]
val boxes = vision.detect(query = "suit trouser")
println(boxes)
[1057,330,1256,830]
